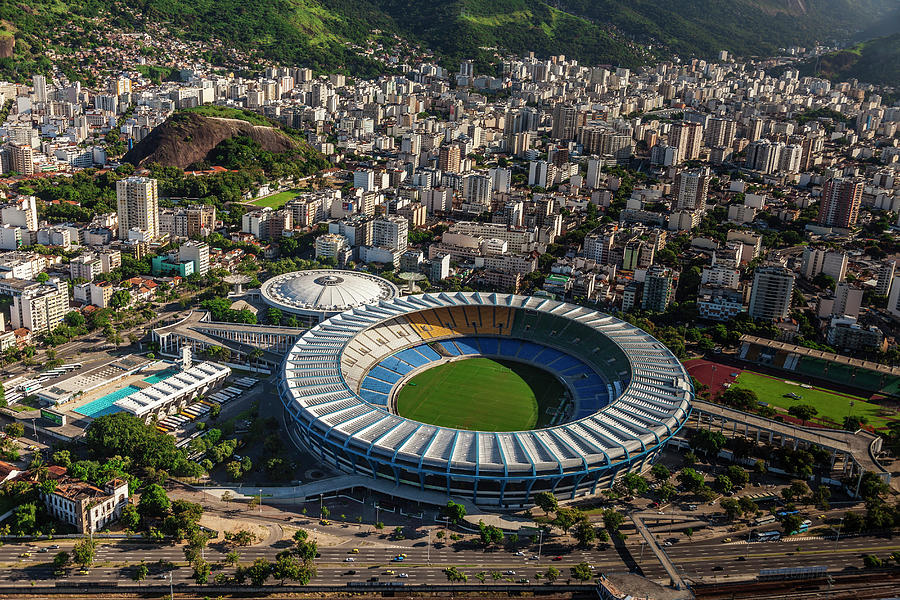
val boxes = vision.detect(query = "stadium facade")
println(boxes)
[279,292,693,508]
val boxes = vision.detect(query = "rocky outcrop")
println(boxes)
[123,112,299,168]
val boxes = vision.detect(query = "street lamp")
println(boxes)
[834,516,844,551]
[167,571,174,599]
[537,528,543,560]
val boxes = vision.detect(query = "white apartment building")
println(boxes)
[12,279,69,333]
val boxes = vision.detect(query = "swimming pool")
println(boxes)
[74,385,142,417]
[143,366,179,384]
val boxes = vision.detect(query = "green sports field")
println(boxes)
[730,371,893,429]
[395,358,565,431]
[250,190,300,208]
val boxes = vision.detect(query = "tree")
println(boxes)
[715,474,733,494]
[13,503,37,535]
[134,562,149,581]
[443,566,467,582]
[534,491,559,514]
[690,429,727,457]
[53,551,70,570]
[229,529,257,547]
[553,507,580,534]
[320,506,330,520]
[677,468,705,492]
[738,496,758,516]
[651,463,671,483]
[192,559,211,584]
[781,514,804,535]
[658,483,677,503]
[120,503,140,530]
[477,520,504,548]
[787,404,818,425]
[622,472,649,495]
[273,550,314,585]
[602,509,625,533]
[73,539,97,568]
[843,415,868,431]
[245,558,272,586]
[292,529,318,563]
[863,554,883,569]
[685,528,694,542]
[226,550,242,566]
[726,465,749,487]
[138,484,171,520]
[858,472,890,503]
[5,422,24,439]
[226,460,243,480]
[51,449,72,468]
[546,566,560,583]
[571,562,593,582]
[109,289,132,310]
[719,387,759,411]
[720,498,741,521]
[442,500,466,524]
[573,516,597,547]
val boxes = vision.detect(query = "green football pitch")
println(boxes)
[730,371,892,429]
[395,358,565,431]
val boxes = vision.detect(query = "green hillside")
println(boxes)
[787,33,900,86]
[1,0,897,82]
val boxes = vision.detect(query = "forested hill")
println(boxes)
[782,33,900,87]
[1,0,897,82]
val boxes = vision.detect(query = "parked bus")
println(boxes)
[754,515,777,527]
[752,530,782,542]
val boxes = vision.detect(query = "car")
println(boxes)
[49,545,59,549]
[350,548,359,554]
[19,552,31,558]
[78,570,90,575]
[506,570,516,575]
[393,556,405,561]
[737,556,746,561]
[38,547,48,553]
[530,555,539,560]
[385,570,395,575]
[722,538,732,543]
[664,541,673,547]
[398,573,409,578]
[156,575,168,580]
[345,570,357,575]
[399,553,407,558]
[712,566,723,572]
[553,556,562,561]
[649,502,659,508]
[345,557,355,562]
[514,551,524,556]
[320,520,331,526]
[518,578,530,583]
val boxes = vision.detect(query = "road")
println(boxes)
[0,532,895,587]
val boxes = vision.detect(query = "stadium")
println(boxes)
[278,292,693,508]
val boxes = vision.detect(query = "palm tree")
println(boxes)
[248,349,264,372]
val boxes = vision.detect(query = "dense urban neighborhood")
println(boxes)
[0,1,899,599]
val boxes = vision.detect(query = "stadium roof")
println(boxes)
[280,292,692,476]
[261,269,400,316]
[740,335,900,376]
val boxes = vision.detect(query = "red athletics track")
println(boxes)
[683,358,743,397]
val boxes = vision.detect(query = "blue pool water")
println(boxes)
[143,367,179,384]
[74,385,142,417]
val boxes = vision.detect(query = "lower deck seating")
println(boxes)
[357,336,617,420]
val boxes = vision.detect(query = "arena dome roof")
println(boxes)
[260,270,400,321]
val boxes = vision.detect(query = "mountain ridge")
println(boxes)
[1,0,898,82]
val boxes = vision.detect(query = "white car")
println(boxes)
[398,573,409,578]
[345,557,355,562]
[506,570,516,575]
[515,551,524,556]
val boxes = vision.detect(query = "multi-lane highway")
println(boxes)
[1,532,894,588]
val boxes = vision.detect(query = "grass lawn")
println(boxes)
[395,358,564,431]
[250,190,300,209]
[730,371,893,429]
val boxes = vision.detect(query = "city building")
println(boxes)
[11,279,69,334]
[42,474,130,534]
[116,177,160,240]
[748,265,795,321]
[641,265,676,312]
[817,177,863,228]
